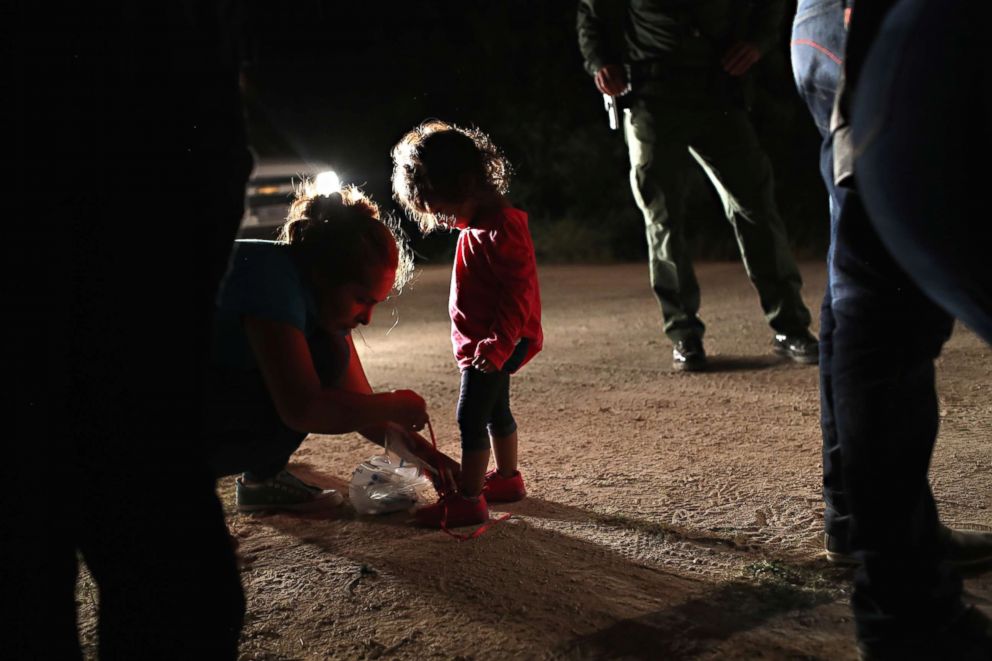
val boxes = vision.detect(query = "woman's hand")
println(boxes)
[386,389,429,431]
[388,428,461,492]
[406,430,460,493]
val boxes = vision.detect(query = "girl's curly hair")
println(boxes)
[279,181,414,292]
[391,119,512,234]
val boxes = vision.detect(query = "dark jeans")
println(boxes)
[842,0,991,642]
[206,331,350,480]
[457,341,529,451]
[832,190,959,642]
[791,0,850,543]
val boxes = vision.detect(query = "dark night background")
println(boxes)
[240,1,827,264]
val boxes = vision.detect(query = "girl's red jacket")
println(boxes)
[449,207,543,372]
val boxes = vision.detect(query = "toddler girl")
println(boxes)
[392,120,543,527]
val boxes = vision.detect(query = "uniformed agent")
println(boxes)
[578,0,818,371]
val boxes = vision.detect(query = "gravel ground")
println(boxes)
[77,261,992,660]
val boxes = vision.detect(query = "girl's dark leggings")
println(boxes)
[456,340,529,452]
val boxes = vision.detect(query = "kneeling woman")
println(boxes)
[207,184,455,512]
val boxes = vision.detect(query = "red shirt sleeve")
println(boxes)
[474,216,540,369]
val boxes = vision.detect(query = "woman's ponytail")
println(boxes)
[279,181,413,292]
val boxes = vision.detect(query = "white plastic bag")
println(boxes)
[349,454,434,515]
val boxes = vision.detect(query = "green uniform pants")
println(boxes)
[624,97,812,342]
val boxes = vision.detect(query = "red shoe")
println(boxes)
[482,469,527,503]
[415,493,489,528]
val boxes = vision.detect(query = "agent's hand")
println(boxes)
[721,41,762,76]
[595,64,629,96]
[472,354,498,373]
[387,389,428,431]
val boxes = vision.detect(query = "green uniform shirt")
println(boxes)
[577,0,786,75]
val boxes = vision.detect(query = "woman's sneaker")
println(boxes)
[482,469,527,502]
[414,493,489,528]
[236,469,344,513]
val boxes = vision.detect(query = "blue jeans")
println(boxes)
[831,190,959,642]
[844,0,991,642]
[791,0,849,542]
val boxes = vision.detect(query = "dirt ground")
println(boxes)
[78,261,992,659]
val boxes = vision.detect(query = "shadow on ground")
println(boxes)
[553,579,835,659]
[245,479,849,659]
[692,354,789,373]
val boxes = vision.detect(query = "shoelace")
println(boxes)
[426,420,511,541]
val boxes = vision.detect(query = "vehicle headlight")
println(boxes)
[314,170,341,196]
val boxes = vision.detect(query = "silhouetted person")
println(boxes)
[10,2,251,657]
[825,0,992,657]
[792,0,992,571]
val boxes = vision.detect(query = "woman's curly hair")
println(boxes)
[391,119,512,234]
[279,181,414,292]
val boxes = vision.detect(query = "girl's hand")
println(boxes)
[472,354,498,373]
[387,389,428,431]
